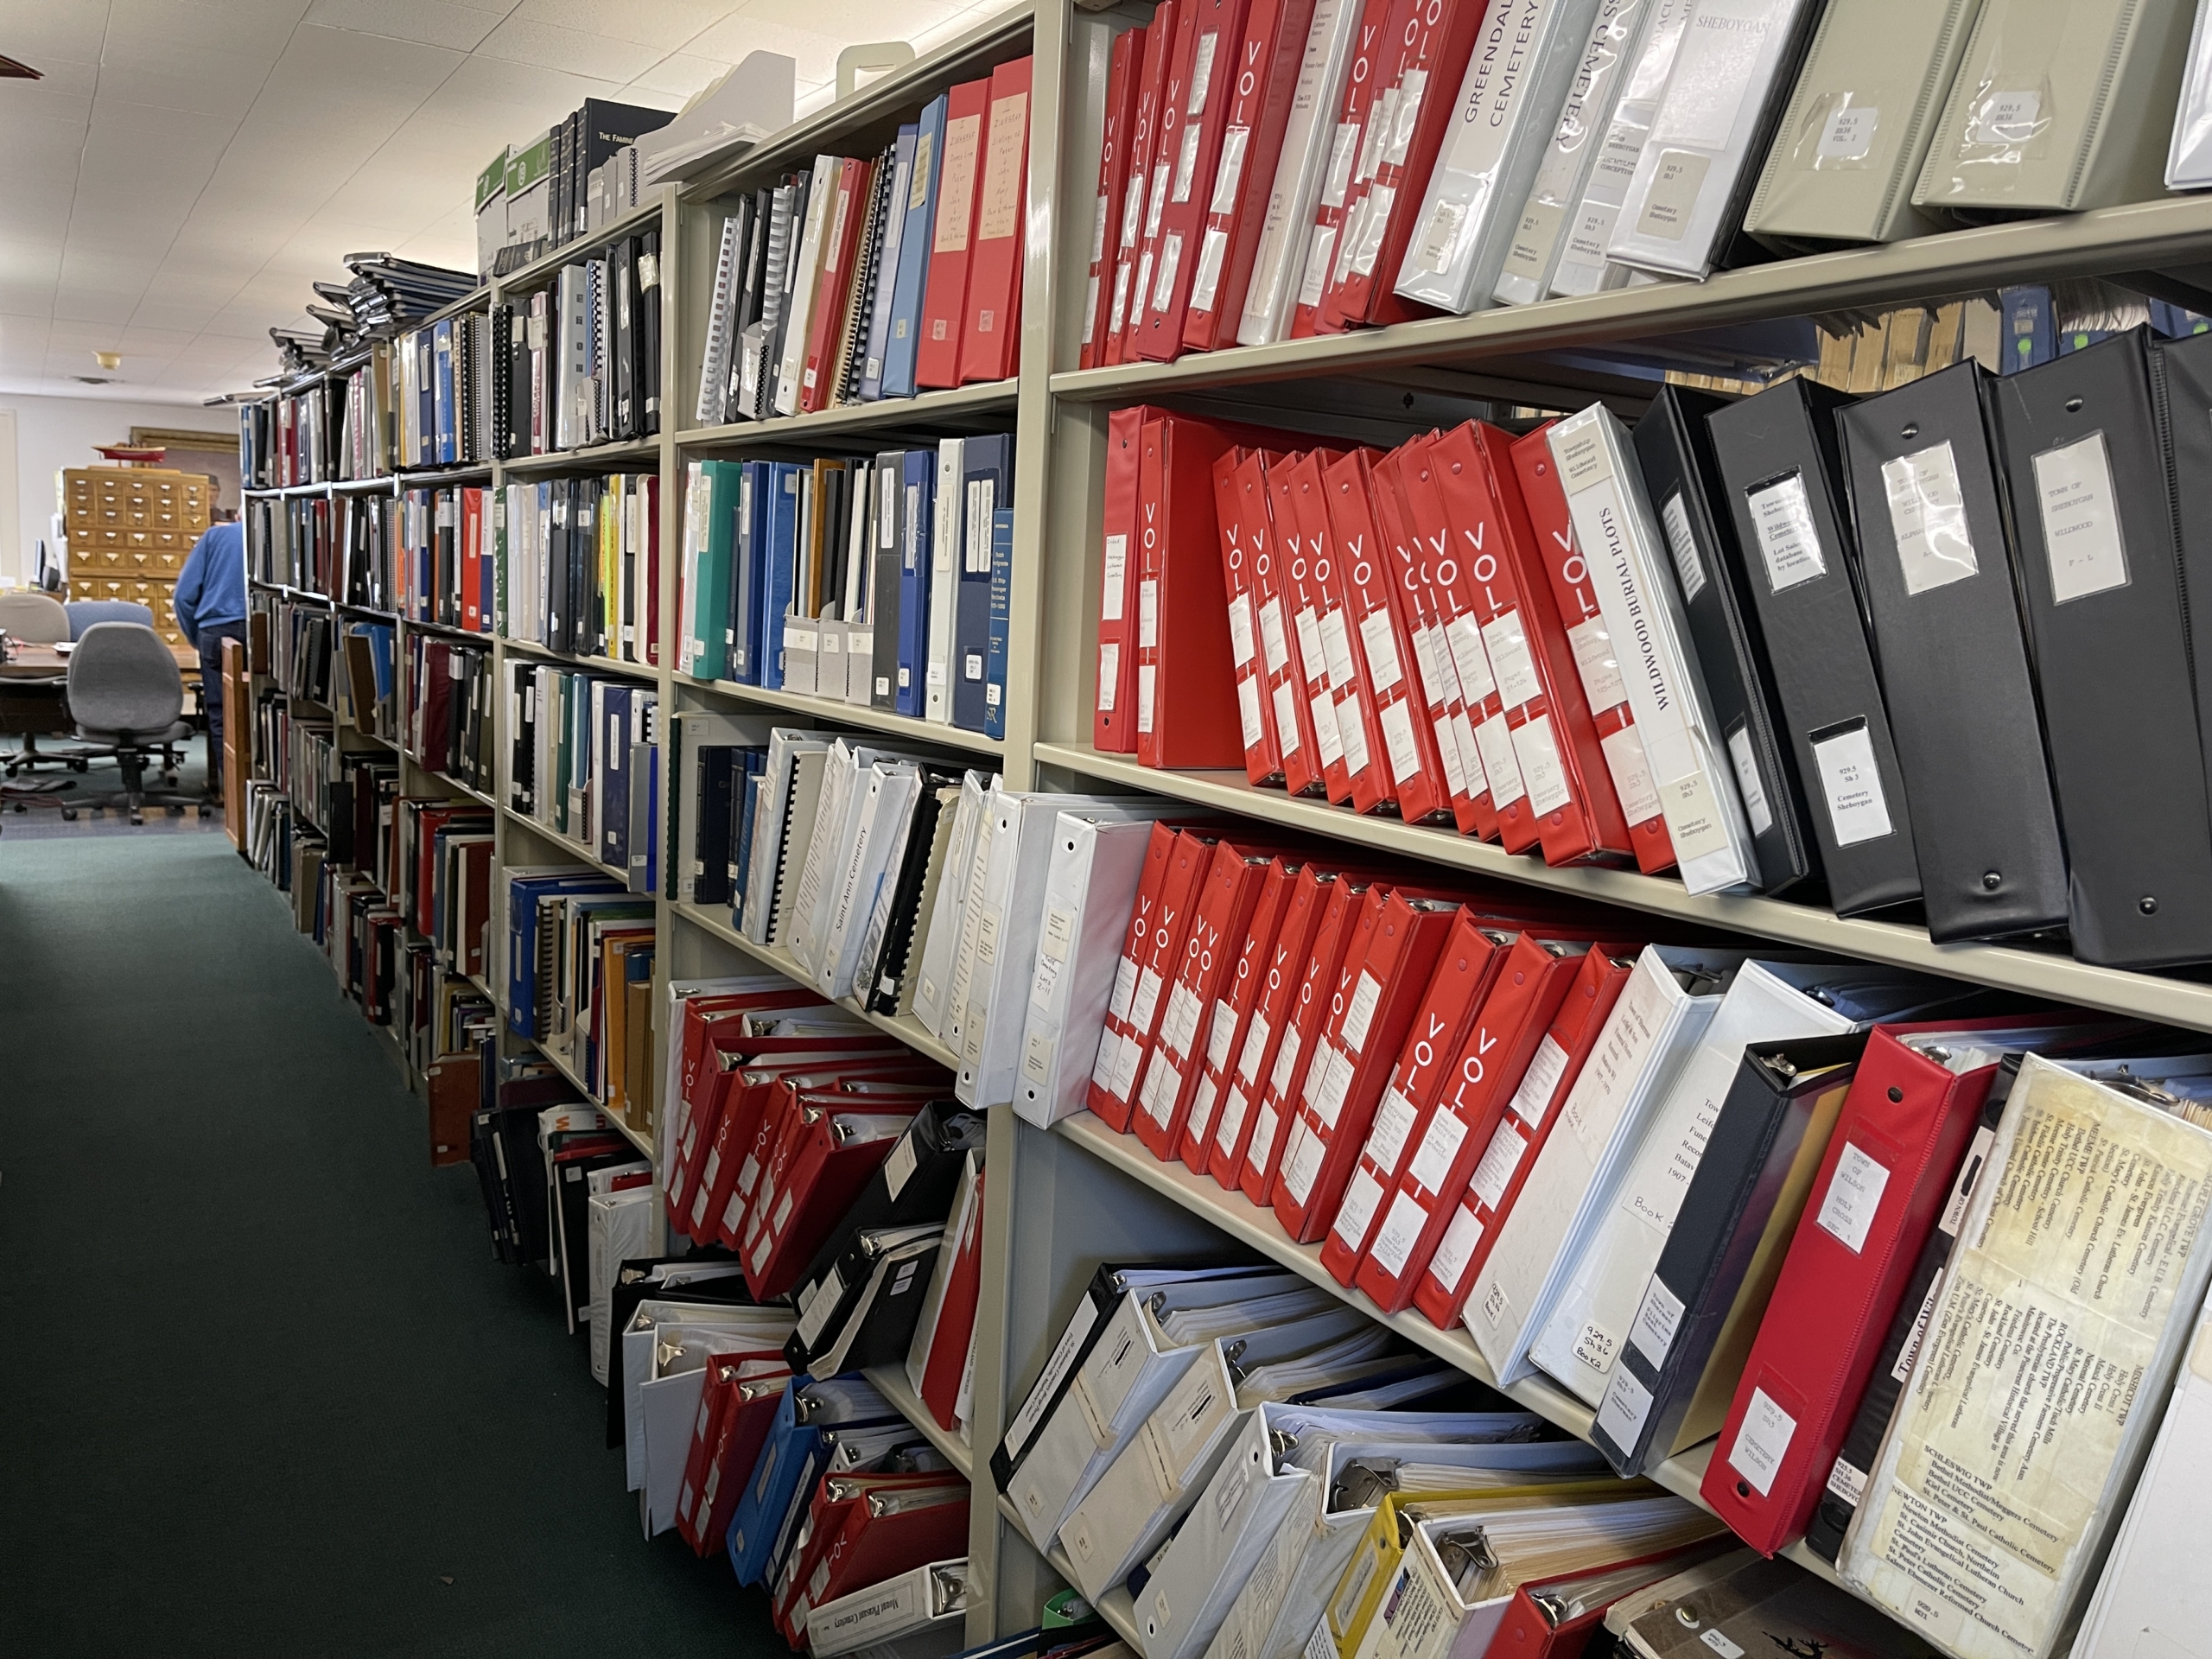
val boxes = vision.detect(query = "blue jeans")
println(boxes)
[195,619,248,778]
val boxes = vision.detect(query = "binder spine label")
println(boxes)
[1809,719,1895,846]
[1745,472,1827,591]
[1881,442,1979,594]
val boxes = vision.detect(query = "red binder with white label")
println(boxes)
[1179,854,1300,1169]
[1510,425,1676,875]
[1413,945,1633,1330]
[919,1169,986,1427]
[1318,911,1509,1285]
[1217,447,1286,785]
[1082,27,1146,372]
[1237,871,1371,1204]
[1394,439,1503,841]
[1275,449,1364,805]
[1180,0,1317,354]
[1136,0,1254,361]
[1206,861,1335,1185]
[1351,932,1588,1313]
[1135,842,1277,1160]
[1287,0,1406,339]
[1699,1014,2096,1556]
[1110,0,1185,365]
[1325,447,1451,823]
[801,156,872,413]
[958,55,1033,385]
[1088,828,1218,1131]
[915,78,991,390]
[1370,443,1481,830]
[1096,405,1146,753]
[1136,411,1246,769]
[1236,449,1327,796]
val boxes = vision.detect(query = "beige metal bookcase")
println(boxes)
[241,3,2212,1647]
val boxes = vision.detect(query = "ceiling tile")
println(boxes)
[476,15,664,82]
[302,0,513,50]
[512,0,739,51]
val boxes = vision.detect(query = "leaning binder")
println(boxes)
[1743,0,1980,250]
[1830,362,2066,944]
[1985,329,2212,969]
[2153,330,2212,788]
[1630,388,1815,899]
[1702,376,1923,918]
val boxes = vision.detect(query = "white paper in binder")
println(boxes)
[1394,0,1606,315]
[1549,0,1694,296]
[1236,0,1363,346]
[1465,944,1749,1388]
[1014,817,1171,1128]
[1547,406,1758,895]
[1007,1281,1346,1550]
[1525,959,1943,1409]
[910,770,992,1039]
[1606,0,1818,279]
[1492,0,1659,307]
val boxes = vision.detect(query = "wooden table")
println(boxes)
[0,641,200,680]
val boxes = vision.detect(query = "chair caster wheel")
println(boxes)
[61,808,77,822]
[70,760,87,772]
[198,804,213,818]
[10,801,23,813]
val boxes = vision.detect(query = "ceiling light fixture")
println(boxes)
[93,351,122,370]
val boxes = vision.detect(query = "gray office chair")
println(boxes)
[0,591,96,788]
[63,623,198,825]
[65,599,155,635]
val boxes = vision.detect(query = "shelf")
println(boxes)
[249,579,333,604]
[396,462,493,486]
[493,194,670,295]
[501,435,664,473]
[1034,741,2212,1034]
[335,601,400,623]
[404,615,493,642]
[669,899,960,1070]
[498,803,634,882]
[524,1033,657,1160]
[332,475,399,494]
[685,676,1005,756]
[499,637,661,679]
[864,1363,974,1480]
[679,3,1034,200]
[1049,195,2212,403]
[1052,1115,1857,1599]
[402,753,499,810]
[676,379,1019,450]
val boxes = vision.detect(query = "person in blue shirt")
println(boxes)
[173,503,245,799]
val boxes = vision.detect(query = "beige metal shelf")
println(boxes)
[1033,740,2212,1034]
[669,899,961,1070]
[501,435,663,473]
[865,1363,975,1481]
[683,675,1006,756]
[675,379,1020,451]
[524,1032,657,1160]
[1049,195,2212,402]
[493,193,672,296]
[499,636,662,680]
[1053,1114,1857,1597]
[498,802,634,883]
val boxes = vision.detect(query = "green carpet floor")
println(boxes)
[0,834,781,1656]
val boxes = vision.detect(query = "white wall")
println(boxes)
[0,393,236,584]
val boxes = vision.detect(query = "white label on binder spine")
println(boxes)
[1188,32,1219,116]
[1567,617,1626,712]
[1811,720,1892,845]
[1260,599,1289,674]
[1726,726,1772,836]
[1968,89,2042,149]
[1659,766,1731,863]
[1746,473,1827,592]
[1137,664,1156,732]
[1281,1121,1324,1201]
[1238,677,1265,748]
[2033,431,2130,602]
[1273,683,1302,753]
[1131,967,1165,1033]
[1357,607,1403,692]
[1475,716,1524,808]
[1599,724,1662,825]
[1433,715,1466,795]
[1727,1388,1796,1497]
[1817,102,1878,162]
[1207,1000,1236,1072]
[1481,610,1539,711]
[1211,128,1249,215]
[1595,1363,1653,1449]
[1466,1118,1523,1210]
[1163,982,1204,1058]
[1515,715,1573,816]
[1659,493,1706,601]
[1306,1047,1354,1126]
[1237,1010,1272,1084]
[1294,607,1325,685]
[1369,1085,1419,1172]
[1109,958,1139,1023]
[1323,123,1361,207]
[1429,1205,1484,1287]
[1297,227,1336,306]
[1368,1191,1427,1275]
[1341,971,1382,1054]
[1096,643,1119,710]
[1332,1167,1386,1246]
[1817,1141,1891,1254]
[1700,1633,1745,1659]
[1152,233,1182,312]
[1312,690,1343,766]
[1825,1456,1867,1506]
[1636,150,1708,239]
[1882,442,1977,594]
[1269,1027,1302,1095]
[1630,1276,1685,1367]
[1445,614,1496,707]
[1103,536,1128,620]
[884,1135,919,1202]
[1190,228,1229,313]
[1380,700,1421,783]
[1228,594,1256,666]
[1138,579,1160,648]
[1319,608,1356,691]
[1410,1109,1469,1193]
[1509,1035,1570,1127]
